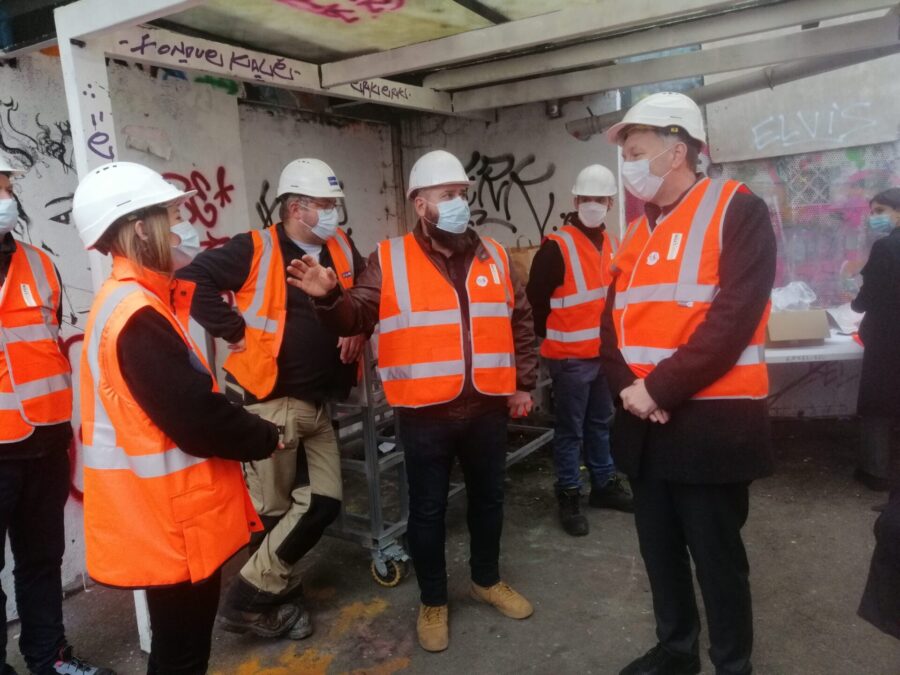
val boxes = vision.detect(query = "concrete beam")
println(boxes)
[320,0,738,87]
[104,26,472,117]
[425,0,898,90]
[452,13,900,112]
[54,0,202,40]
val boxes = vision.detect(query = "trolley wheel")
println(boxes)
[371,559,408,587]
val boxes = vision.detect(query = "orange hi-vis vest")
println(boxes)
[81,257,260,588]
[377,233,516,408]
[612,178,769,400]
[225,225,355,399]
[541,225,618,360]
[0,242,72,443]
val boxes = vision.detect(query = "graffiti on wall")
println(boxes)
[716,140,900,307]
[464,151,559,240]
[750,101,878,153]
[0,97,74,176]
[275,0,405,23]
[164,166,238,249]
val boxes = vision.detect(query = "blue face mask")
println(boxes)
[868,213,894,234]
[0,199,18,235]
[310,208,339,240]
[432,197,470,235]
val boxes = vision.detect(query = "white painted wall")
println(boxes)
[238,104,399,258]
[0,53,85,620]
[400,94,622,247]
[0,53,407,620]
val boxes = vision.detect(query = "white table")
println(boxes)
[765,331,863,365]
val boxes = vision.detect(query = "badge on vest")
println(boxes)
[667,233,683,260]
[646,251,660,266]
[341,271,352,279]
[476,275,489,287]
[19,284,37,307]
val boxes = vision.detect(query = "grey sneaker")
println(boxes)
[46,647,116,675]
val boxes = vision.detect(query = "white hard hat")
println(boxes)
[277,158,344,200]
[73,162,196,250]
[406,150,472,199]
[0,156,25,174]
[605,91,706,146]
[572,164,617,197]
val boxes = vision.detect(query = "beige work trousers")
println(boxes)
[239,396,342,595]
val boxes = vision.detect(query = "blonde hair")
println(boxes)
[95,206,173,274]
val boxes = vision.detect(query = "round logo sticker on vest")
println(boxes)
[476,275,489,287]
[646,251,660,266]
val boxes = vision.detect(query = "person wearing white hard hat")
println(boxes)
[526,164,632,538]
[286,149,539,653]
[599,92,776,675]
[176,157,367,640]
[0,160,114,675]
[72,161,281,674]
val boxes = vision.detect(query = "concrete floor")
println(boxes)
[7,419,900,674]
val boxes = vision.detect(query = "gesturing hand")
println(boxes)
[286,255,338,297]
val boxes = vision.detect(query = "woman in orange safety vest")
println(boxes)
[72,162,286,675]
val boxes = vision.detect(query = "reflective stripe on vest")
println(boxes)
[243,228,279,334]
[327,228,355,290]
[0,243,71,436]
[621,343,765,368]
[83,282,207,478]
[223,227,288,399]
[81,265,259,589]
[542,226,615,359]
[548,229,607,310]
[377,233,515,407]
[614,178,768,400]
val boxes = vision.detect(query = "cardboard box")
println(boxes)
[766,309,830,347]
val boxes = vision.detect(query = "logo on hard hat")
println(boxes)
[328,176,339,186]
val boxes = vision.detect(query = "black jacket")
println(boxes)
[176,224,367,403]
[599,184,777,484]
[852,228,900,418]
[117,306,277,462]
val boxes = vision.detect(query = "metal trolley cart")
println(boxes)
[327,348,554,587]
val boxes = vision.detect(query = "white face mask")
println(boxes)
[170,220,201,271]
[621,145,675,202]
[0,198,18,236]
[309,207,339,241]
[577,202,608,228]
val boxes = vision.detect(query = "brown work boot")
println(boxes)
[470,581,533,619]
[416,604,449,652]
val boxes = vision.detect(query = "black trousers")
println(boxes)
[145,570,222,675]
[398,411,507,606]
[858,488,900,640]
[631,478,754,675]
[0,448,69,674]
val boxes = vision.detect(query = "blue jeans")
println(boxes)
[548,357,615,492]
[398,411,507,606]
